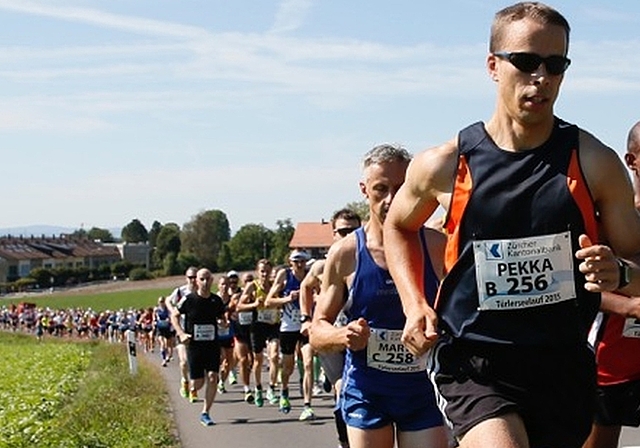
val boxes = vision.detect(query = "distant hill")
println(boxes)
[0,225,121,238]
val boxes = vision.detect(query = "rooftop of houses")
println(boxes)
[289,221,334,249]
[0,235,121,261]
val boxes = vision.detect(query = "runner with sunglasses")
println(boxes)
[384,3,640,448]
[166,266,199,401]
[300,208,361,442]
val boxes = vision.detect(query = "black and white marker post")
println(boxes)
[126,329,138,375]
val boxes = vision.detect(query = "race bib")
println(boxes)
[366,328,427,373]
[257,309,278,324]
[623,318,640,338]
[238,311,253,325]
[193,324,216,341]
[473,231,576,311]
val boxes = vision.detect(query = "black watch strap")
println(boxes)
[300,314,312,323]
[617,258,631,289]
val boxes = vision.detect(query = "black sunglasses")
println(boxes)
[187,275,197,280]
[334,227,358,237]
[493,51,571,76]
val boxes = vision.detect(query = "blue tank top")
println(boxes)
[155,306,170,321]
[281,268,303,332]
[439,118,600,346]
[342,228,439,392]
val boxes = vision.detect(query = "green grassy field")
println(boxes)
[2,288,174,311]
[0,332,177,448]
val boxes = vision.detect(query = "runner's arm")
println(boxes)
[384,142,456,356]
[300,262,322,336]
[170,303,190,343]
[310,239,369,352]
[236,284,259,311]
[265,269,291,307]
[576,130,640,295]
[600,291,640,320]
[165,289,180,316]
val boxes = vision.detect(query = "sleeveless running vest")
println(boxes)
[438,118,600,346]
[255,280,279,325]
[155,306,170,321]
[155,306,171,329]
[593,310,640,385]
[170,285,191,328]
[280,268,303,332]
[343,228,439,390]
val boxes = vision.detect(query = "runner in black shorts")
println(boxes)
[431,338,595,447]
[240,259,276,407]
[166,266,198,400]
[300,209,361,445]
[216,275,235,393]
[384,3,640,447]
[172,268,226,427]
[232,271,256,403]
[154,297,175,367]
[266,250,311,417]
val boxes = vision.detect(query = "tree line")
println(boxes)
[11,202,370,291]
[73,209,302,276]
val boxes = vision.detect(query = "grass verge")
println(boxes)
[0,333,178,448]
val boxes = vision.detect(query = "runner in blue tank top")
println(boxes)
[154,297,174,367]
[343,227,440,392]
[311,144,448,448]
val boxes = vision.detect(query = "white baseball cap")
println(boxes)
[289,250,310,261]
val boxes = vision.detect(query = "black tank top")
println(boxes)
[438,118,600,346]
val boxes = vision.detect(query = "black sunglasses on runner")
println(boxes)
[493,51,571,76]
[334,227,358,237]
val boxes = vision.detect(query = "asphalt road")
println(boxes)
[146,349,640,448]
[147,351,340,448]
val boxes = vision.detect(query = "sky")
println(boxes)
[1,0,640,234]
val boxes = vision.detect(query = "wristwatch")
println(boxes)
[300,314,312,323]
[617,258,631,289]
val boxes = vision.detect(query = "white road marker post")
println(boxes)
[127,329,138,375]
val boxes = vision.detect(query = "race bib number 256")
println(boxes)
[473,231,576,311]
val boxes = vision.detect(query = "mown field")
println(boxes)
[0,332,178,448]
[2,274,228,311]
[3,288,172,311]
